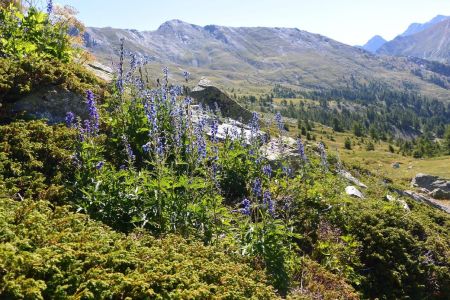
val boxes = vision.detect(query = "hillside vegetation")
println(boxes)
[1,3,450,299]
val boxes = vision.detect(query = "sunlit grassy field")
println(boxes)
[281,119,450,187]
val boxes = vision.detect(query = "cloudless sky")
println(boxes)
[55,0,450,45]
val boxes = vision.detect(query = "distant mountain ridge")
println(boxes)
[400,15,450,37]
[361,35,387,53]
[378,17,450,63]
[83,20,450,102]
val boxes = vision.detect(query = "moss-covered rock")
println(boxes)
[0,57,105,123]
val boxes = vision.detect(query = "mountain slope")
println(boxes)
[361,35,386,53]
[83,20,450,101]
[378,19,450,64]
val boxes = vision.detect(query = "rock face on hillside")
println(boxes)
[2,87,88,124]
[190,78,253,123]
[84,61,113,82]
[411,173,450,200]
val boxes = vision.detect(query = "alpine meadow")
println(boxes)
[0,1,449,299]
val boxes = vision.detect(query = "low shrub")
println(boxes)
[0,120,76,202]
[0,197,278,299]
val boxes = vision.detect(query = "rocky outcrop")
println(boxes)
[401,190,450,213]
[411,173,450,200]
[84,61,113,82]
[3,86,88,124]
[190,78,253,123]
[389,186,450,214]
[190,105,265,146]
[261,136,297,162]
[338,170,368,189]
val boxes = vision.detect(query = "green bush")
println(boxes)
[0,120,76,202]
[326,191,450,299]
[0,4,72,62]
[0,197,278,299]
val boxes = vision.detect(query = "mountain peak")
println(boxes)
[362,35,386,53]
[430,15,449,23]
[157,19,197,33]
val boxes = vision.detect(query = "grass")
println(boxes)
[280,119,450,186]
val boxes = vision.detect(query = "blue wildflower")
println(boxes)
[46,0,53,14]
[183,71,190,82]
[275,112,284,132]
[65,112,75,128]
[262,165,272,177]
[82,119,91,137]
[122,135,135,162]
[95,161,104,170]
[156,137,165,157]
[263,190,275,216]
[184,96,192,106]
[252,178,262,198]
[297,138,308,162]
[142,142,151,153]
[241,198,251,216]
[144,97,158,134]
[116,39,125,94]
[250,112,260,138]
[210,120,219,143]
[86,90,99,133]
[195,121,207,161]
[282,166,292,177]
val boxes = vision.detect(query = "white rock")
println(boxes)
[338,170,368,189]
[385,194,410,211]
[260,136,298,161]
[345,186,364,199]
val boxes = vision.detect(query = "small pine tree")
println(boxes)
[344,137,352,150]
[444,126,450,155]
[353,122,363,137]
[366,141,375,151]
[301,126,307,136]
[388,145,395,153]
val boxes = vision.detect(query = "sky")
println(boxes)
[54,0,450,46]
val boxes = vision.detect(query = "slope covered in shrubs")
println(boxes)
[0,197,277,299]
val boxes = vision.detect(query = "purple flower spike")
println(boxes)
[263,190,275,216]
[65,112,75,128]
[183,71,190,82]
[252,178,262,198]
[275,112,284,131]
[86,90,99,133]
[262,165,272,177]
[241,198,251,216]
[47,0,53,14]
[297,138,308,162]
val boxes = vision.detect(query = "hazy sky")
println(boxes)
[55,0,450,45]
